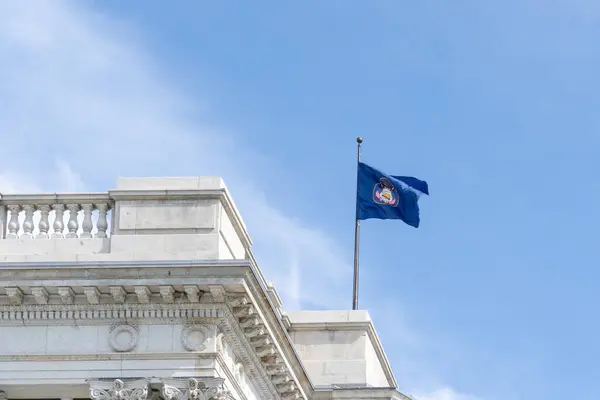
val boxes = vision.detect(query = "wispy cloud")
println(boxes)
[415,388,481,400]
[0,0,348,310]
[0,2,478,399]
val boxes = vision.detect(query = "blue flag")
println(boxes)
[356,162,429,228]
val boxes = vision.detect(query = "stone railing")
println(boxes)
[0,194,113,240]
[0,177,251,261]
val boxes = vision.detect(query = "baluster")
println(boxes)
[95,203,109,238]
[51,204,65,238]
[66,204,81,238]
[21,205,35,239]
[80,204,94,238]
[6,205,21,239]
[37,205,51,239]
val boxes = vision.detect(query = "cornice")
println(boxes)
[0,352,219,362]
[0,193,112,205]
[0,303,224,326]
[219,314,278,400]
[0,258,314,400]
[223,290,309,400]
[0,281,308,400]
[0,259,252,271]
[245,254,315,397]
[218,187,252,248]
[108,189,225,201]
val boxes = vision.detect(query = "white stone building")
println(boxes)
[0,177,410,400]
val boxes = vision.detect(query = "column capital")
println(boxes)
[88,378,149,400]
[160,377,232,400]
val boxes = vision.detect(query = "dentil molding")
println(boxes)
[0,303,224,326]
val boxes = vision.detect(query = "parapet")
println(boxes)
[286,310,397,389]
[0,176,251,262]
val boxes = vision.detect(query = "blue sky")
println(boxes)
[1,1,599,399]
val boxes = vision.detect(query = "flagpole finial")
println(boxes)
[356,137,363,144]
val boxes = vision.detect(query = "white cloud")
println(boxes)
[414,388,481,400]
[0,3,478,399]
[0,172,41,194]
[0,0,349,310]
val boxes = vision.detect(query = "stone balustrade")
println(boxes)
[0,177,251,261]
[0,194,113,240]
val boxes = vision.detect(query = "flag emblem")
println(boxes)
[372,178,399,207]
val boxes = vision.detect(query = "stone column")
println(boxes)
[88,379,149,400]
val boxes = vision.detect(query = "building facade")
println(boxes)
[0,177,409,400]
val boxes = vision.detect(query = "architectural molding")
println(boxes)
[0,275,307,399]
[313,387,413,400]
[5,287,23,305]
[184,285,201,303]
[209,285,226,303]
[0,303,224,326]
[84,287,101,305]
[161,377,232,400]
[0,258,252,270]
[31,287,49,305]
[110,286,126,303]
[0,352,220,362]
[220,306,305,400]
[219,318,278,400]
[134,286,151,304]
[159,286,175,303]
[244,256,313,398]
[89,379,149,400]
[181,324,212,352]
[58,287,75,304]
[109,324,139,352]
[225,292,306,400]
[215,355,249,400]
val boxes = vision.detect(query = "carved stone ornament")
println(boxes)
[0,390,7,400]
[160,378,233,400]
[110,286,126,303]
[84,287,100,305]
[208,285,226,303]
[31,287,49,305]
[5,287,23,305]
[0,304,224,324]
[134,286,151,304]
[89,379,149,400]
[184,285,201,303]
[181,324,211,352]
[233,360,244,381]
[160,285,175,303]
[58,287,75,305]
[109,324,139,352]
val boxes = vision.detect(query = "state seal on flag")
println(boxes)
[373,177,399,207]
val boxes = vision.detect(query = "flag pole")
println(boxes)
[352,136,363,310]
